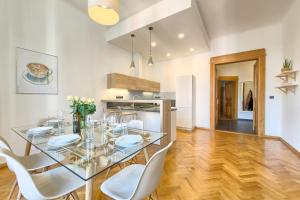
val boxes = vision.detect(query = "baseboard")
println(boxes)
[195,127,212,131]
[279,138,300,158]
[262,135,281,140]
[176,126,193,132]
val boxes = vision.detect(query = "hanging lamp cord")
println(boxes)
[149,28,152,56]
[131,34,134,61]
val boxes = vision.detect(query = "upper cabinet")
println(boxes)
[107,73,160,92]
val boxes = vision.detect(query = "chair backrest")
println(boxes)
[127,120,144,130]
[131,142,173,200]
[0,148,45,200]
[0,136,12,151]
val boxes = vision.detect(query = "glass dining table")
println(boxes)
[12,123,167,200]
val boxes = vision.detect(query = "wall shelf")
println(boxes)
[276,84,298,94]
[275,70,298,82]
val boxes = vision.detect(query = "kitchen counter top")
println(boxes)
[107,107,177,113]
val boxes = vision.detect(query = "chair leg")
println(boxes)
[7,179,17,200]
[16,191,22,200]
[155,190,159,200]
[118,163,123,169]
[105,167,111,178]
[43,166,49,172]
[70,192,80,200]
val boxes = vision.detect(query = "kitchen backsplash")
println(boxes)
[103,89,176,100]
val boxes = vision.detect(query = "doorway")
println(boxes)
[210,49,266,136]
[216,62,255,134]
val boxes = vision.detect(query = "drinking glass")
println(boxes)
[57,111,65,135]
[85,115,95,142]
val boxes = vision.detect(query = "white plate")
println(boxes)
[27,127,53,136]
[48,134,81,147]
[47,119,60,123]
[115,135,143,148]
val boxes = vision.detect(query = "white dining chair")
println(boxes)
[0,148,85,200]
[100,142,173,200]
[0,136,63,199]
[105,120,144,178]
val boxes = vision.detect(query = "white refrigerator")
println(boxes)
[176,75,195,131]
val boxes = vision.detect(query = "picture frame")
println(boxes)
[16,47,58,94]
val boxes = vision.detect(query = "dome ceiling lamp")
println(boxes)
[130,34,136,69]
[88,0,120,26]
[147,27,154,66]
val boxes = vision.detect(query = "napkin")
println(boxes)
[48,134,80,147]
[27,127,53,136]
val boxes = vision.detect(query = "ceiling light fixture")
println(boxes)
[130,34,136,69]
[151,42,157,47]
[166,53,171,57]
[148,27,154,66]
[88,0,120,26]
[189,48,195,52]
[178,33,185,39]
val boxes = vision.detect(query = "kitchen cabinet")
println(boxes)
[107,73,160,92]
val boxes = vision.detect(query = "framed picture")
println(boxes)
[16,47,58,94]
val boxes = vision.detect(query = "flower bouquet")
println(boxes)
[67,96,96,135]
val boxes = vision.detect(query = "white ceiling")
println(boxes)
[196,0,294,38]
[108,2,209,62]
[67,0,294,38]
[65,0,295,62]
[65,0,162,20]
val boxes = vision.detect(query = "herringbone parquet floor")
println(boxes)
[1,129,300,199]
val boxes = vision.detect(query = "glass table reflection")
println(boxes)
[12,124,166,200]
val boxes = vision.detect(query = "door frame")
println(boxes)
[217,76,239,120]
[210,49,266,136]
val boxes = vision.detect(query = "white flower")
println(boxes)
[74,96,79,101]
[81,97,86,102]
[67,96,73,101]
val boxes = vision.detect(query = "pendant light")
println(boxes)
[88,0,120,26]
[130,34,136,69]
[148,27,154,66]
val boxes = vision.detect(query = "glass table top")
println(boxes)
[12,124,166,181]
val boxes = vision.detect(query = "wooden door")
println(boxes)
[225,81,234,119]
[217,76,238,120]
[220,81,234,119]
[253,61,258,132]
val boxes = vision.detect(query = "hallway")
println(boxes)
[216,119,254,134]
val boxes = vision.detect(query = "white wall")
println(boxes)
[282,0,300,151]
[210,24,283,136]
[143,24,283,136]
[0,0,133,155]
[142,53,211,128]
[217,61,255,120]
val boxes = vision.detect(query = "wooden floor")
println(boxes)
[1,129,300,199]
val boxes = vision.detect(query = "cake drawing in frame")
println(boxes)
[16,47,58,94]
